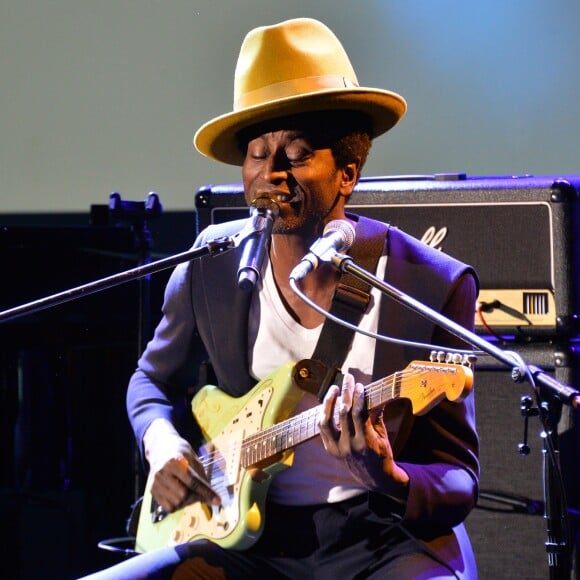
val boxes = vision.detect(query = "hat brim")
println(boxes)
[193,87,407,166]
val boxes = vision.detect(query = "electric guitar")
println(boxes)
[135,355,473,553]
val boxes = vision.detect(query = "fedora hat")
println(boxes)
[193,18,407,165]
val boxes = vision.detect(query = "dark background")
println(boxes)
[0,209,195,578]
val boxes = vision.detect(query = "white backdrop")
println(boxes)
[1,0,579,213]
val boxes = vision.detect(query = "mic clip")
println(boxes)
[289,220,356,281]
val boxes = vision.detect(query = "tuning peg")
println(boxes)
[443,352,462,365]
[462,354,478,367]
[430,350,477,367]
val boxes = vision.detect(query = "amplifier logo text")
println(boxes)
[420,226,448,250]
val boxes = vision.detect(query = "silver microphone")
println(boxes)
[289,220,356,281]
[237,198,279,291]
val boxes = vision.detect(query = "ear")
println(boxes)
[338,161,359,199]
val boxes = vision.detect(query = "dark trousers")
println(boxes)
[80,493,477,579]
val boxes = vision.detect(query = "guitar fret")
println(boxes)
[393,371,402,399]
[365,374,397,410]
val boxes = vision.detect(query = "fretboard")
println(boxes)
[240,370,403,468]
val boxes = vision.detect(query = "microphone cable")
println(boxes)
[288,275,478,356]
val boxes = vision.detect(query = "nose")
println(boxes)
[261,153,289,184]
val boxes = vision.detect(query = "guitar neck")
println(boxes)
[240,371,401,468]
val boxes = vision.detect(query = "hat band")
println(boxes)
[234,74,360,110]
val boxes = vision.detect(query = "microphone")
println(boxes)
[289,220,356,281]
[237,198,279,292]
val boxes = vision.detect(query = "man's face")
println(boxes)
[241,129,353,236]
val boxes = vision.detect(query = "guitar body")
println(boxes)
[135,362,304,553]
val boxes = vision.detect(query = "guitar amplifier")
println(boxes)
[195,173,580,339]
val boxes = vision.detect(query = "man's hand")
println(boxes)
[144,419,221,513]
[317,373,409,496]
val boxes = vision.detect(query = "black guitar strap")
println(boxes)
[299,215,390,400]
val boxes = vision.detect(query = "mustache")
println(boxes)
[250,196,280,213]
[250,187,302,206]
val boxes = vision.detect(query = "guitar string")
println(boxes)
[194,365,467,484]
[193,367,464,505]
[196,366,460,476]
[239,365,464,462]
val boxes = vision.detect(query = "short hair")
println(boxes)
[331,130,372,178]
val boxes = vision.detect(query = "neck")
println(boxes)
[270,231,312,262]
[269,232,340,329]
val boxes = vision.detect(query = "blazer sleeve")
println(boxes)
[126,219,248,456]
[397,271,480,536]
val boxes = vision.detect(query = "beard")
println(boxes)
[271,204,330,238]
[270,188,343,238]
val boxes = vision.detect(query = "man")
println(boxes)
[84,17,479,579]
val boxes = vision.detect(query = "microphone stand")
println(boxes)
[0,237,238,325]
[0,199,272,326]
[329,252,579,580]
